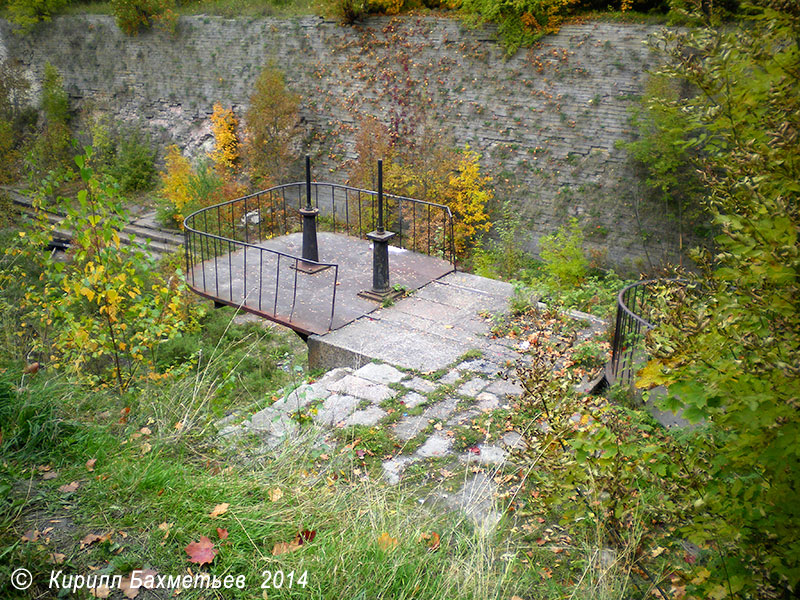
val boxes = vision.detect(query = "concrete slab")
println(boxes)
[416,434,452,458]
[457,377,489,398]
[345,406,388,427]
[326,374,395,403]
[308,270,517,372]
[399,391,428,409]
[392,416,428,441]
[353,362,405,385]
[402,376,437,394]
[189,232,453,335]
[313,394,358,426]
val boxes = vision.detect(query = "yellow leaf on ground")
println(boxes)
[209,503,229,518]
[268,488,283,502]
[377,532,398,552]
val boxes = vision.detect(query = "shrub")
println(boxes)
[109,126,156,193]
[244,63,300,187]
[209,103,240,177]
[111,0,178,35]
[7,148,191,389]
[158,144,193,227]
[538,218,588,288]
[7,0,69,32]
[443,146,493,255]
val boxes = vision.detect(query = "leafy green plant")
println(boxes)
[538,218,588,288]
[111,0,178,35]
[244,63,300,187]
[634,5,800,597]
[6,0,69,32]
[7,148,191,389]
[108,125,156,193]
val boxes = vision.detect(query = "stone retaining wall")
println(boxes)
[0,15,679,272]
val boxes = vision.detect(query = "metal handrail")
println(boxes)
[183,180,455,333]
[609,278,690,388]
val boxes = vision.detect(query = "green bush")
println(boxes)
[111,0,177,35]
[538,218,588,288]
[6,0,70,32]
[109,126,156,192]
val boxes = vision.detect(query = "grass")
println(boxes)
[0,367,546,600]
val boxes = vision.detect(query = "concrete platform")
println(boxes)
[188,232,454,335]
[308,271,520,372]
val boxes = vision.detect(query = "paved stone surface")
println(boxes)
[314,395,359,426]
[326,375,396,403]
[485,378,524,398]
[345,406,388,427]
[501,431,527,451]
[438,369,461,385]
[403,376,437,394]
[422,397,459,421]
[457,377,489,398]
[416,434,452,458]
[354,362,406,385]
[382,456,417,485]
[457,358,497,375]
[475,392,500,411]
[399,391,428,409]
[447,409,480,426]
[213,266,611,527]
[392,415,428,441]
[460,444,507,466]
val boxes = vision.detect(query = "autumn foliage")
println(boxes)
[209,103,240,177]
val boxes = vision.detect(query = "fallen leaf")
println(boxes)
[419,531,440,551]
[86,458,97,472]
[42,470,58,480]
[217,527,229,540]
[59,481,79,493]
[271,539,301,555]
[650,546,666,558]
[90,584,111,598]
[173,421,183,431]
[185,536,217,566]
[42,526,54,535]
[158,522,172,544]
[23,362,40,375]
[119,578,139,599]
[139,427,152,436]
[140,442,152,455]
[299,529,316,543]
[21,529,39,542]
[433,422,443,430]
[511,596,525,600]
[135,569,158,589]
[48,552,66,564]
[209,503,229,518]
[268,488,283,502]
[377,532,398,552]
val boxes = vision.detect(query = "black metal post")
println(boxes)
[299,155,325,273]
[360,159,400,302]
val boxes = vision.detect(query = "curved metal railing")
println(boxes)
[609,278,691,388]
[183,181,456,333]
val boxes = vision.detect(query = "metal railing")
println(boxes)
[609,279,690,388]
[219,181,456,264]
[183,181,456,332]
